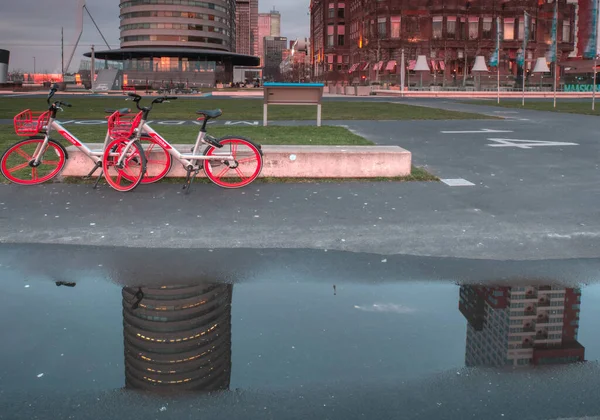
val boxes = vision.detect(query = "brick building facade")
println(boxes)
[310,0,578,86]
[235,0,259,57]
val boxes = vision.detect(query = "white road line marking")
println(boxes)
[493,111,519,114]
[487,138,579,149]
[441,178,476,187]
[441,129,514,134]
[225,121,259,126]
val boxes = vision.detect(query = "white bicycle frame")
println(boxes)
[117,118,234,168]
[33,115,115,166]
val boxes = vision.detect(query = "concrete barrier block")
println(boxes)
[344,86,356,95]
[356,86,371,96]
[61,144,412,179]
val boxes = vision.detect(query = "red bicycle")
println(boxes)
[1,85,170,191]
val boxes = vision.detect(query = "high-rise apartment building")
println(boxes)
[263,36,288,80]
[235,0,259,56]
[459,285,585,367]
[258,8,282,66]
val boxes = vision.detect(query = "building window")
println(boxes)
[328,3,335,19]
[518,18,525,40]
[469,17,479,39]
[482,17,493,39]
[378,17,387,37]
[338,34,345,45]
[504,18,515,40]
[447,17,456,39]
[338,4,345,19]
[563,20,571,42]
[327,34,334,47]
[433,17,443,39]
[391,16,401,38]
[406,16,419,34]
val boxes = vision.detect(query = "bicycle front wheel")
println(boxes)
[103,138,147,192]
[140,135,172,184]
[203,137,263,189]
[1,138,67,185]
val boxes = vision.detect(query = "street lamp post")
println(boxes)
[593,55,598,111]
[33,56,36,75]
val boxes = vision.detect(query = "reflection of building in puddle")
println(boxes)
[122,284,232,391]
[459,285,585,367]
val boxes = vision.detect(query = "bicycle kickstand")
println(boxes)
[93,170,104,190]
[182,168,200,195]
[83,161,102,180]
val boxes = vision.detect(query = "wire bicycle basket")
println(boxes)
[107,111,143,138]
[13,110,51,136]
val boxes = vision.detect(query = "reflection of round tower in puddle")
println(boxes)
[122,284,232,391]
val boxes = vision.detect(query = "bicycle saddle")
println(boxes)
[196,109,222,119]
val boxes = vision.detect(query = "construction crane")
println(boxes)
[64,0,111,73]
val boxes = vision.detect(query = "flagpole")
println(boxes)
[522,64,526,106]
[522,11,528,107]
[400,48,405,98]
[497,62,500,104]
[495,14,501,104]
[593,0,599,111]
[594,55,597,111]
[553,0,558,108]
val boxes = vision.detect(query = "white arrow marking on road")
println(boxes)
[225,121,259,126]
[441,129,514,134]
[487,138,579,149]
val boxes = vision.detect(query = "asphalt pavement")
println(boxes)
[2,98,600,419]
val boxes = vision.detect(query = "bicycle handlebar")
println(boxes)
[46,84,72,111]
[126,94,178,113]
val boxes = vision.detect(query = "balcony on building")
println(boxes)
[538,297,551,307]
[537,313,550,324]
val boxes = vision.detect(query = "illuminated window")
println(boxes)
[391,16,401,38]
[504,18,515,40]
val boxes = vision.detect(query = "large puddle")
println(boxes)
[1,245,599,419]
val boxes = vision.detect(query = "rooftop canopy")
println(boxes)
[84,47,260,67]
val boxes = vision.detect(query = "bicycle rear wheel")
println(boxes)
[203,137,263,189]
[103,138,146,192]
[1,138,66,185]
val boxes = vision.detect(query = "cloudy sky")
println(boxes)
[0,0,310,73]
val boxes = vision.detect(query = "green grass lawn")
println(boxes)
[0,124,373,152]
[0,97,492,121]
[464,100,600,116]
[63,166,438,185]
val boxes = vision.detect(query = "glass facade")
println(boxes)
[123,57,216,72]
